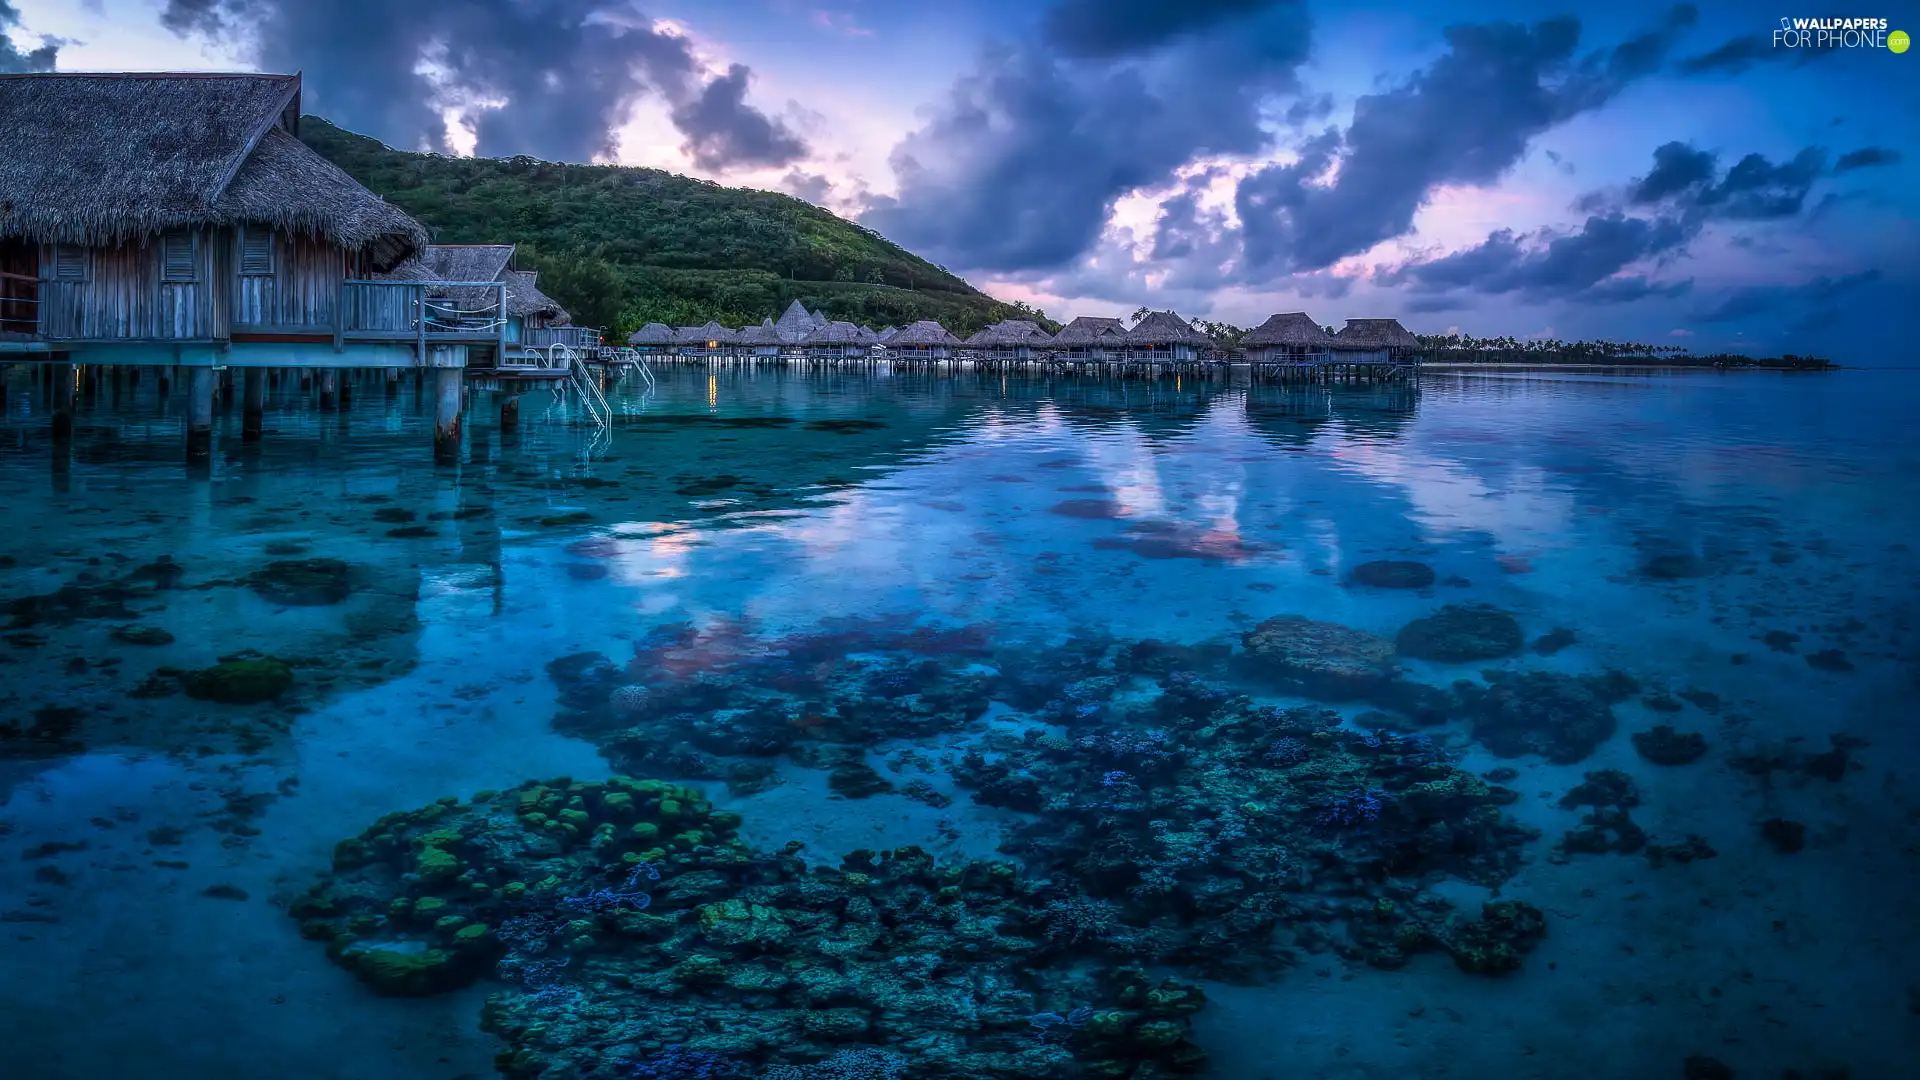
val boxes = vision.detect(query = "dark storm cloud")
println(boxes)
[1690,269,1880,324]
[1377,139,1833,306]
[158,0,806,168]
[1377,214,1694,303]
[1628,142,1827,220]
[1833,147,1903,174]
[860,3,1312,272]
[780,170,834,205]
[1233,6,1698,279]
[1677,33,1836,76]
[1042,0,1292,58]
[670,64,809,171]
[0,0,59,72]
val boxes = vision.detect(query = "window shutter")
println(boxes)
[53,245,88,281]
[239,227,275,276]
[161,231,197,283]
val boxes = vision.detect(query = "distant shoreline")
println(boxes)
[1417,362,1839,373]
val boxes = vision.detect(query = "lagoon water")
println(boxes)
[1,363,1916,1080]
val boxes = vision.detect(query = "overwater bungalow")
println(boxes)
[799,320,873,363]
[0,70,508,457]
[674,321,737,360]
[875,325,899,343]
[379,243,598,368]
[965,319,1055,363]
[1051,316,1129,362]
[1242,312,1335,367]
[626,322,677,355]
[734,319,784,359]
[772,299,815,344]
[884,320,961,362]
[1331,318,1422,364]
[1125,311,1214,363]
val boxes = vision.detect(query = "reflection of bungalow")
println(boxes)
[379,243,598,366]
[0,71,430,367]
[884,320,961,361]
[1242,312,1335,366]
[1125,311,1213,362]
[626,322,677,354]
[1331,318,1422,364]
[673,321,736,359]
[1050,316,1128,362]
[734,319,784,359]
[965,319,1055,362]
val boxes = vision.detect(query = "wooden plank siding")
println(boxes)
[37,229,229,341]
[230,232,349,332]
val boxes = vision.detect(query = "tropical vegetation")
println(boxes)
[299,117,1052,339]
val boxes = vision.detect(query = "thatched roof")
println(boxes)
[504,270,567,322]
[966,319,1056,347]
[1242,312,1331,348]
[627,322,676,346]
[1332,318,1421,351]
[801,320,870,346]
[1051,316,1128,346]
[876,326,899,342]
[1127,310,1214,347]
[734,319,784,346]
[852,324,883,346]
[810,310,830,328]
[886,320,961,347]
[675,321,738,344]
[0,72,426,270]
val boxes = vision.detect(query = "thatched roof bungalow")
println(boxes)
[0,71,432,355]
[674,321,738,357]
[885,320,961,360]
[1125,311,1214,361]
[734,318,784,357]
[965,319,1055,362]
[1051,316,1129,361]
[876,325,899,342]
[799,320,874,360]
[1331,318,1422,363]
[380,243,595,359]
[1242,312,1335,365]
[627,322,677,351]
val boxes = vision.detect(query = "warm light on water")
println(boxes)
[0,364,1916,1078]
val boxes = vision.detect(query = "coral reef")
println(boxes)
[1234,615,1398,700]
[1455,669,1634,764]
[247,558,354,606]
[1349,560,1436,589]
[1633,725,1708,766]
[1395,604,1525,663]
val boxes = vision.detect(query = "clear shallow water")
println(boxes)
[1,364,1916,1080]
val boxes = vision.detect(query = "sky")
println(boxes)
[4,0,1918,363]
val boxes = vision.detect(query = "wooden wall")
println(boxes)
[38,230,225,341]
[37,228,353,341]
[231,232,347,332]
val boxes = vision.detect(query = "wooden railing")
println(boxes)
[335,280,510,358]
[523,325,602,351]
[0,270,39,337]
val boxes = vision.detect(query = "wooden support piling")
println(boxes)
[433,367,463,464]
[51,360,74,443]
[242,367,265,442]
[186,367,216,459]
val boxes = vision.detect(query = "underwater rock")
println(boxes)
[1235,615,1397,700]
[1633,725,1708,765]
[1761,817,1807,854]
[1556,769,1646,858]
[826,759,895,799]
[1642,553,1708,579]
[110,624,175,646]
[1349,560,1436,589]
[1445,900,1547,976]
[1530,627,1577,656]
[1644,835,1717,868]
[0,704,86,757]
[247,558,353,606]
[1456,669,1631,764]
[1806,649,1854,672]
[1395,604,1524,662]
[185,655,293,705]
[1683,1055,1736,1080]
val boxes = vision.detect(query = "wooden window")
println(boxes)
[239,227,275,276]
[53,244,88,281]
[160,230,197,283]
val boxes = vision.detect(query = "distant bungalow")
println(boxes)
[1051,316,1129,362]
[1242,312,1335,366]
[965,319,1054,363]
[1125,311,1213,362]
[886,320,963,361]
[379,242,600,367]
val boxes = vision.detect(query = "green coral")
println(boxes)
[184,656,293,704]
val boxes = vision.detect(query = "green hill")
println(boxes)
[299,117,1049,337]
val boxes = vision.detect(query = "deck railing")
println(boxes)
[335,280,510,358]
[523,325,602,351]
[0,270,40,337]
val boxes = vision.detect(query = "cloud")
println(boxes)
[780,169,834,205]
[1627,141,1827,220]
[1690,270,1881,325]
[1629,142,1717,203]
[0,0,59,72]
[670,64,808,171]
[1233,7,1698,279]
[1833,147,1903,174]
[1041,0,1292,58]
[159,0,805,168]
[860,3,1312,273]
[1377,214,1695,303]
[1677,33,1836,76]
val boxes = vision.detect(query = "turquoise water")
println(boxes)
[1,364,1916,1080]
